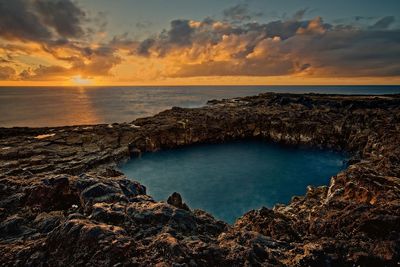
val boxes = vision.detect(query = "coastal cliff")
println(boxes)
[0,93,399,266]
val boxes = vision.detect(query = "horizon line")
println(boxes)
[0,84,399,88]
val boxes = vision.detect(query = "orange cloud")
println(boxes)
[130,16,400,81]
[0,2,399,85]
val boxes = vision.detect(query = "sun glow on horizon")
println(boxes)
[71,75,93,86]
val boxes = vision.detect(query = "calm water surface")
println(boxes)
[0,85,399,127]
[121,140,347,223]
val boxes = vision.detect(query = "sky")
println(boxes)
[0,0,400,86]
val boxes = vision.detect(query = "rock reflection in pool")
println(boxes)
[120,140,347,224]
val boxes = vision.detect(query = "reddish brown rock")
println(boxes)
[0,93,399,266]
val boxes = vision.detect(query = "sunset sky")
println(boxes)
[0,0,400,86]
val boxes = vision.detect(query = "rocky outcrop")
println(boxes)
[167,192,190,211]
[0,93,399,266]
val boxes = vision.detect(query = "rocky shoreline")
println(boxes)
[1,93,399,266]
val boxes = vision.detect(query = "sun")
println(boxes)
[72,75,92,85]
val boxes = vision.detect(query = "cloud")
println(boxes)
[18,45,122,80]
[223,3,263,22]
[135,15,330,59]
[223,4,251,21]
[136,38,155,56]
[0,0,86,42]
[0,66,16,80]
[0,57,12,63]
[131,15,400,78]
[292,8,308,21]
[135,21,153,29]
[369,16,395,30]
[1,0,399,82]
[135,19,197,56]
[285,28,400,77]
[0,0,52,42]
[33,0,86,38]
[167,20,195,46]
[74,46,122,76]
[296,16,328,34]
[20,65,68,80]
[0,0,124,81]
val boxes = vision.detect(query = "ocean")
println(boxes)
[0,85,399,127]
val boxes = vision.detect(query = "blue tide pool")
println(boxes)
[121,140,347,223]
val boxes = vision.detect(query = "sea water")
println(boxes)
[0,85,399,127]
[121,140,347,224]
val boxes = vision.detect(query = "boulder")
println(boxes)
[167,192,190,211]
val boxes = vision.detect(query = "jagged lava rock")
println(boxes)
[0,93,400,266]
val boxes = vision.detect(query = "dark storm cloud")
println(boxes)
[33,0,86,38]
[0,0,85,42]
[369,16,395,30]
[135,19,194,56]
[167,20,194,45]
[0,0,52,42]
[136,38,155,56]
[289,28,400,77]
[250,19,311,40]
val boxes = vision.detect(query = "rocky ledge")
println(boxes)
[1,93,400,266]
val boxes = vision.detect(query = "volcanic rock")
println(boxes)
[1,93,400,266]
[167,192,190,211]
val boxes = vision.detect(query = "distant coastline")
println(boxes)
[1,85,399,128]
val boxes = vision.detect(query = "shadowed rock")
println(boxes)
[167,192,190,211]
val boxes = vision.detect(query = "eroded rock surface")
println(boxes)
[1,93,399,266]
